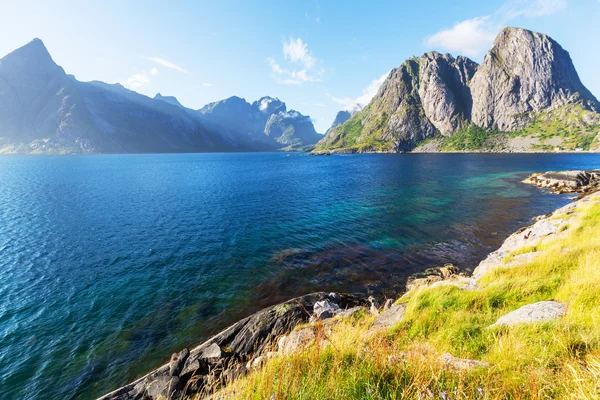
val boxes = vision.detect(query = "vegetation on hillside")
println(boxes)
[214,195,600,399]
[438,125,506,151]
[317,102,600,153]
[427,105,600,152]
[315,108,395,153]
[517,104,600,151]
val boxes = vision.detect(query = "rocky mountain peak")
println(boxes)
[154,93,184,109]
[326,111,352,134]
[417,51,478,135]
[253,96,287,114]
[470,26,599,131]
[198,95,252,115]
[317,26,600,153]
[0,37,64,78]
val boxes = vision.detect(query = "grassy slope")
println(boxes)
[218,194,600,399]
[318,104,600,153]
[315,105,395,153]
[435,104,600,152]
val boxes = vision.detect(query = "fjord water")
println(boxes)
[1,153,600,399]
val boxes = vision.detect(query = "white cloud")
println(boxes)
[500,0,566,18]
[328,71,390,111]
[425,17,497,58]
[283,37,316,69]
[327,94,353,105]
[201,83,213,87]
[122,72,150,90]
[353,71,390,108]
[268,37,323,84]
[425,0,568,57]
[150,67,159,76]
[143,56,188,74]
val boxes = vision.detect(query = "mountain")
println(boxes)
[326,110,351,133]
[0,39,242,154]
[316,27,600,153]
[0,39,321,154]
[154,93,185,109]
[199,96,322,150]
[325,110,352,136]
[470,27,599,131]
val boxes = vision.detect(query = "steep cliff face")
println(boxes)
[318,53,478,152]
[418,53,478,135]
[317,27,600,153]
[470,27,599,131]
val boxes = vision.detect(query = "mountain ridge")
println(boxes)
[317,27,600,154]
[0,39,322,154]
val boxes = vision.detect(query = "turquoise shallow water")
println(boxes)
[1,152,600,399]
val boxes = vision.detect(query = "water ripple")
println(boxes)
[0,153,599,399]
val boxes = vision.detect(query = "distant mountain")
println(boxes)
[0,39,241,154]
[154,93,185,109]
[0,39,321,154]
[199,96,322,150]
[316,27,600,153]
[324,106,363,136]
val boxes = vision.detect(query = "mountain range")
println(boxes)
[0,39,321,154]
[2,28,599,155]
[317,27,600,153]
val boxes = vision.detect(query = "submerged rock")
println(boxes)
[98,292,366,400]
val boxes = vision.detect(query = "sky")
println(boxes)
[0,0,599,133]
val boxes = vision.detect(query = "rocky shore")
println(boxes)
[523,169,600,197]
[99,170,598,400]
[98,293,369,400]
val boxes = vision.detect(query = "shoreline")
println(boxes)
[310,149,600,155]
[98,169,600,399]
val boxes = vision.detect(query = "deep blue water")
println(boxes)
[1,153,600,399]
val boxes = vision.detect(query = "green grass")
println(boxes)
[439,125,507,151]
[513,104,600,151]
[318,103,600,153]
[215,195,600,399]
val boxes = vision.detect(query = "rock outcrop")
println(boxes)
[470,27,599,131]
[369,303,407,332]
[489,301,567,328]
[318,53,478,153]
[439,353,491,371]
[98,292,366,400]
[316,27,600,153]
[418,53,478,135]
[524,170,600,196]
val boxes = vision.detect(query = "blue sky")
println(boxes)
[1,0,599,133]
